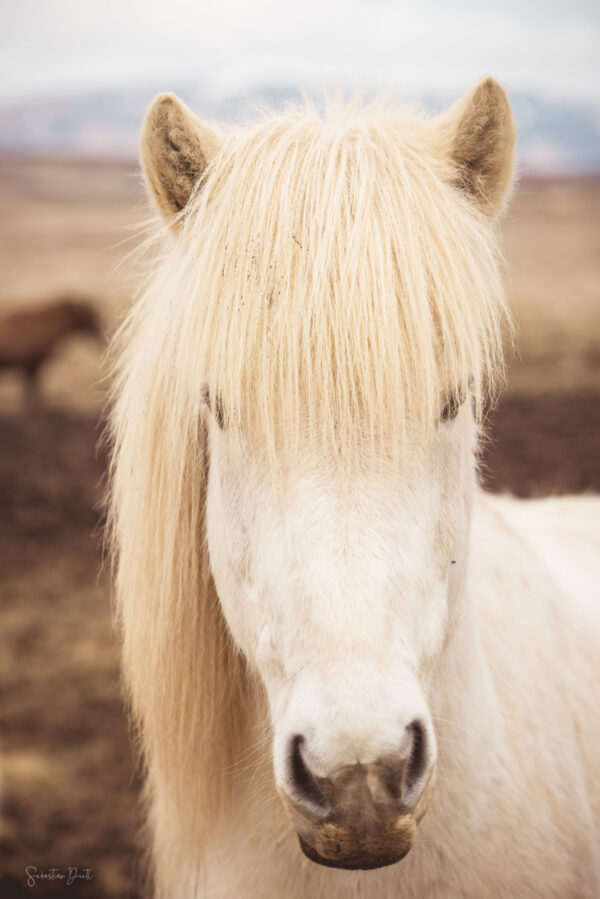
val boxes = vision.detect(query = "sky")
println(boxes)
[1,0,599,106]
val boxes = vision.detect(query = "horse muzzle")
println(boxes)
[281,733,434,870]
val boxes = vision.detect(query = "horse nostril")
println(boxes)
[402,720,428,805]
[288,735,328,811]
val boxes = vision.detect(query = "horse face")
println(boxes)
[204,400,476,870]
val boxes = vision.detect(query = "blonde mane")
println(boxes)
[108,98,510,892]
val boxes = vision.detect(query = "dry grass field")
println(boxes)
[0,157,599,898]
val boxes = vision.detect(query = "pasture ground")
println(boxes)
[0,159,599,897]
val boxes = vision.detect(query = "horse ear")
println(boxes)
[140,93,222,228]
[431,77,516,216]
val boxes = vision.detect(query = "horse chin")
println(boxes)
[296,816,417,871]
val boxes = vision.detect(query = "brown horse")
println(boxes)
[0,296,103,398]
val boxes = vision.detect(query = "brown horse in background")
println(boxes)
[0,296,103,399]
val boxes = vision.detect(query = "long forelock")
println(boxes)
[162,99,508,477]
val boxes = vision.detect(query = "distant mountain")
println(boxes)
[0,84,598,175]
[511,93,600,175]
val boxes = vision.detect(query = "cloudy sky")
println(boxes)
[1,0,599,106]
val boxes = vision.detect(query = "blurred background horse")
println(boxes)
[0,296,102,402]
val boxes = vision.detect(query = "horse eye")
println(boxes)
[440,395,461,423]
[201,384,225,429]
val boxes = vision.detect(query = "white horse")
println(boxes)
[108,78,600,898]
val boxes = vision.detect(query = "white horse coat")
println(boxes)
[108,78,600,897]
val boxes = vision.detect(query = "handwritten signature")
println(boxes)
[25,866,94,888]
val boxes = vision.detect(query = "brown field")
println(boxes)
[0,158,599,898]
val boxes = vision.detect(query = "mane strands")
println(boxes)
[173,98,506,476]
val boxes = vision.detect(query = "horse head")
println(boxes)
[111,79,515,877]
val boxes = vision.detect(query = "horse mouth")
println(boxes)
[297,824,415,871]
